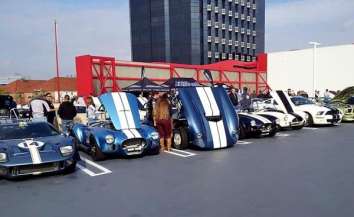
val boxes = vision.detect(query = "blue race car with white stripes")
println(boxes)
[238,112,278,139]
[172,86,239,150]
[0,120,78,179]
[71,92,160,161]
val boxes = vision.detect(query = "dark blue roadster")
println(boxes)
[71,92,160,161]
[0,120,78,179]
[172,86,239,150]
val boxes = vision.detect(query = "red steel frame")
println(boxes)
[76,54,269,97]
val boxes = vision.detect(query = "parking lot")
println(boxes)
[1,123,354,217]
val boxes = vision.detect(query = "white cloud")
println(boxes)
[266,0,354,52]
[0,0,131,79]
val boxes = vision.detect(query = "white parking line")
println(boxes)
[303,127,319,130]
[164,148,196,158]
[77,157,112,177]
[276,133,290,137]
[237,140,252,145]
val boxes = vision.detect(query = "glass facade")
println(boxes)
[130,0,265,64]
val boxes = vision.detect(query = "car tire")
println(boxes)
[173,127,188,150]
[305,113,314,127]
[268,129,277,137]
[239,126,246,139]
[63,162,77,174]
[90,137,106,161]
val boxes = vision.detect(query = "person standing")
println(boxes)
[323,89,331,104]
[29,95,50,121]
[239,87,251,111]
[44,93,56,125]
[228,87,239,108]
[154,93,172,152]
[86,96,97,123]
[58,95,77,132]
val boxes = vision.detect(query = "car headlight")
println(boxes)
[250,120,256,126]
[105,135,115,144]
[0,153,7,163]
[284,115,289,121]
[60,146,73,157]
[196,133,202,139]
[316,111,325,115]
[151,132,159,140]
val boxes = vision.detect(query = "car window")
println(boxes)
[291,97,313,105]
[0,122,59,140]
[347,97,354,105]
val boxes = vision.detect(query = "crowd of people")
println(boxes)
[1,86,338,152]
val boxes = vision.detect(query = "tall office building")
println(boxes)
[130,0,265,64]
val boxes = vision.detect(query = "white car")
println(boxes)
[290,96,342,126]
[252,98,298,129]
[256,92,306,129]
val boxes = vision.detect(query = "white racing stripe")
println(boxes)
[18,140,44,164]
[119,93,136,129]
[112,92,142,139]
[28,144,42,164]
[196,87,213,117]
[204,87,220,116]
[242,113,272,124]
[122,129,135,139]
[112,93,129,129]
[217,120,227,148]
[196,87,228,149]
[208,121,220,149]
[130,129,142,138]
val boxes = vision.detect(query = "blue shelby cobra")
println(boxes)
[72,92,160,161]
[172,86,239,150]
[0,120,78,179]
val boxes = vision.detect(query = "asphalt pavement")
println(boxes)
[1,124,354,217]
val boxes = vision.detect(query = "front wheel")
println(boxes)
[173,127,189,150]
[63,162,77,174]
[305,113,314,127]
[90,137,106,161]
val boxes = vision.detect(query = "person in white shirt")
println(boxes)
[86,97,97,123]
[29,96,50,121]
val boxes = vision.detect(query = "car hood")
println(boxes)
[332,86,354,103]
[297,104,330,112]
[99,92,141,130]
[0,135,73,159]
[239,113,272,124]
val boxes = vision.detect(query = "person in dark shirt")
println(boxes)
[58,95,77,132]
[228,87,239,108]
[44,93,56,125]
[240,87,251,111]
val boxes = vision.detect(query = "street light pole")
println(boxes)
[54,20,61,103]
[309,41,320,98]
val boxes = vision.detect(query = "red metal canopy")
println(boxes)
[76,54,269,97]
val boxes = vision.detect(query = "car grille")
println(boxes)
[11,162,60,176]
[122,139,146,155]
[261,123,272,133]
[326,110,339,115]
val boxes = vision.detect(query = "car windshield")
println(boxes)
[347,97,354,105]
[291,97,314,105]
[0,122,59,140]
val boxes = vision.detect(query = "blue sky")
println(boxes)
[0,0,353,79]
